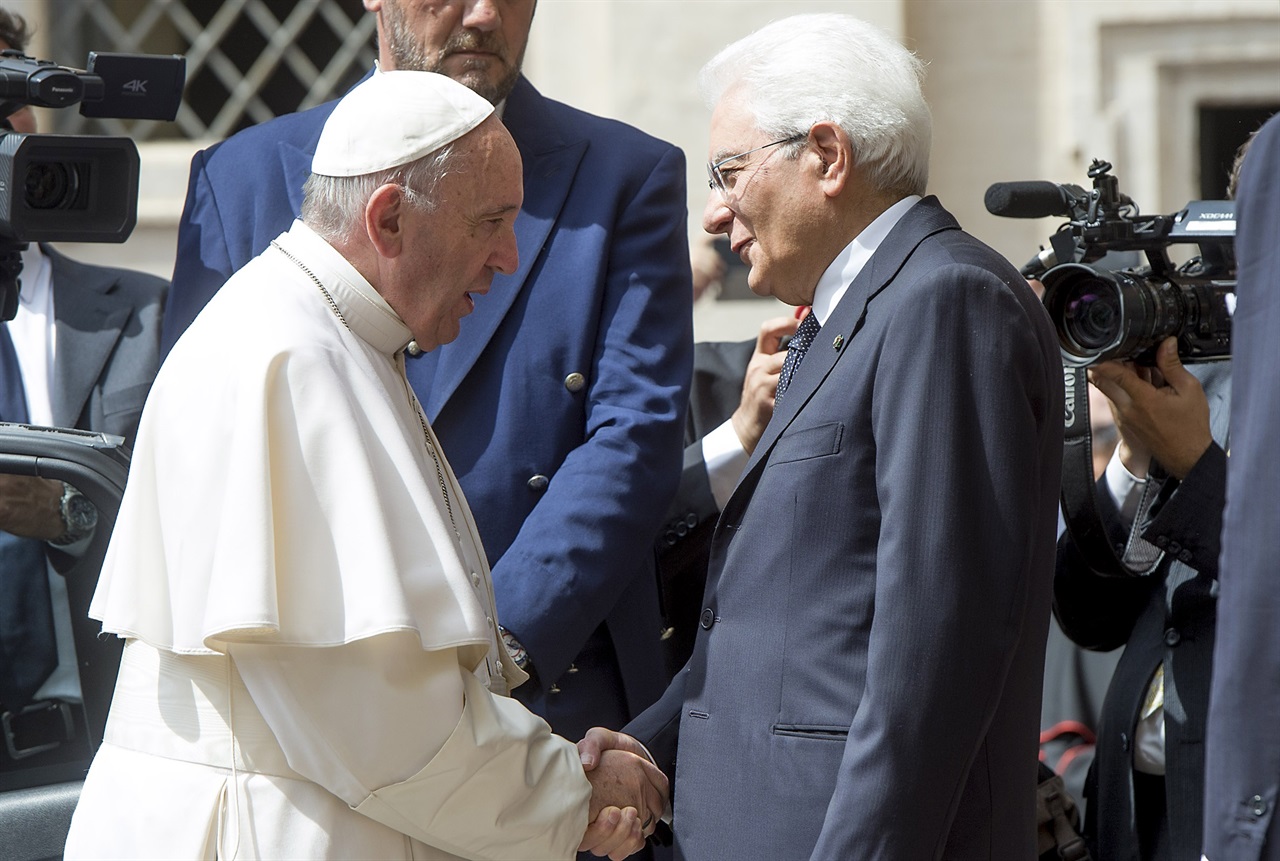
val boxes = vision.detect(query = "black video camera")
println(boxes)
[985,159,1235,367]
[0,49,185,321]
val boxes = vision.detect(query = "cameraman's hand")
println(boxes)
[1087,337,1212,480]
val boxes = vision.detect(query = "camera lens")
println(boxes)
[1061,276,1121,352]
[23,160,81,210]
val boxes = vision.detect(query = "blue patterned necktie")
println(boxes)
[775,312,822,406]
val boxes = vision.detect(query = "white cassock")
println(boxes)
[64,220,591,860]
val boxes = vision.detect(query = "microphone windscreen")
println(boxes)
[984,181,1071,219]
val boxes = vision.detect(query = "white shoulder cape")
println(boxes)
[90,225,497,673]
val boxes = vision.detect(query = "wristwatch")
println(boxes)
[50,482,98,547]
[499,626,531,671]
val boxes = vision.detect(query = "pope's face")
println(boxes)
[367,0,535,105]
[387,116,523,352]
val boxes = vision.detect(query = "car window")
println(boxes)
[1,474,102,785]
[0,426,127,861]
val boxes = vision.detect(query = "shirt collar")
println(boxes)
[810,194,922,325]
[17,243,51,308]
[276,220,414,355]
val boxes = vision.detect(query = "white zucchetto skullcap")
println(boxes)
[311,69,494,178]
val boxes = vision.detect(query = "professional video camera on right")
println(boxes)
[986,159,1235,368]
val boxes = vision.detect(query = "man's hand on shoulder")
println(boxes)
[731,315,800,454]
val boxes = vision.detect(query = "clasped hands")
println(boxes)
[576,727,668,860]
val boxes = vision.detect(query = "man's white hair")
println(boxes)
[301,142,460,241]
[699,13,931,196]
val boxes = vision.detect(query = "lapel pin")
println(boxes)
[832,334,845,351]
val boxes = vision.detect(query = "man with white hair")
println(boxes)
[64,70,664,861]
[581,14,1063,859]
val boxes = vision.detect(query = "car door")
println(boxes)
[0,424,129,861]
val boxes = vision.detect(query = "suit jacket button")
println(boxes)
[1252,795,1269,817]
[685,513,698,528]
[700,608,715,630]
[675,521,689,537]
[1164,628,1182,647]
[1120,732,1130,752]
[1178,549,1193,563]
[1166,540,1182,555]
[527,474,549,491]
[1155,535,1170,548]
[663,531,678,547]
[564,372,586,392]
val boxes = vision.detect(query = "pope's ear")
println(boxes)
[365,182,405,258]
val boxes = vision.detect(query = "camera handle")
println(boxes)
[1059,364,1165,578]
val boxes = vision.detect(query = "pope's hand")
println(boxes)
[578,805,645,860]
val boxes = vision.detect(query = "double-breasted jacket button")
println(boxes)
[527,474,550,492]
[699,608,716,630]
[564,372,586,393]
[1164,628,1182,647]
[1252,795,1269,817]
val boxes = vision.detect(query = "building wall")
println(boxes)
[12,0,1277,341]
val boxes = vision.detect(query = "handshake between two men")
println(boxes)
[578,727,669,859]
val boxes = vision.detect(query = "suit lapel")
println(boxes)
[280,140,315,218]
[47,247,130,428]
[419,77,586,419]
[718,197,960,528]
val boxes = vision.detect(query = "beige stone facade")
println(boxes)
[13,0,1279,341]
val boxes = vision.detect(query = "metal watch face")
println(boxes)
[65,491,98,532]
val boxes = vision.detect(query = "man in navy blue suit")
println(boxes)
[1203,112,1280,861]
[163,0,693,742]
[582,14,1063,859]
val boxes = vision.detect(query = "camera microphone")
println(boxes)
[984,181,1082,219]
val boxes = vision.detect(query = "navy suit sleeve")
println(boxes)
[1204,113,1280,861]
[162,147,235,357]
[810,262,1058,857]
[1142,442,1226,578]
[489,144,694,682]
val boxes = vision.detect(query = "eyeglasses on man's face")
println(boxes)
[706,134,806,200]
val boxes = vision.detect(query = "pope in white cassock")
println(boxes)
[63,70,663,860]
